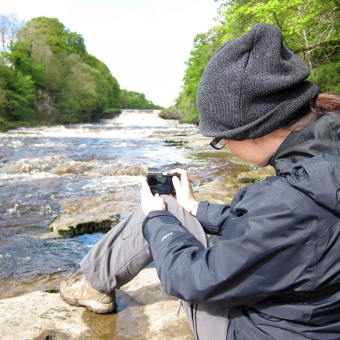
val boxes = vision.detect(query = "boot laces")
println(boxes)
[66,270,88,289]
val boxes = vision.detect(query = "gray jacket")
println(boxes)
[143,114,340,339]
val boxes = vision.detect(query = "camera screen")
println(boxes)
[148,175,171,194]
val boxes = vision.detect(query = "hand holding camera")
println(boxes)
[141,178,166,216]
[144,168,199,216]
[170,168,199,216]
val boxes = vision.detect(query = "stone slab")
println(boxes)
[0,268,194,340]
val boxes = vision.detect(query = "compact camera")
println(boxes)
[146,168,180,195]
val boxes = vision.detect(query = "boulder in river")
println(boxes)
[46,212,121,238]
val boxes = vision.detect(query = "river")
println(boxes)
[0,111,251,299]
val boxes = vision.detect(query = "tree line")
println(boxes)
[174,0,340,123]
[0,15,162,131]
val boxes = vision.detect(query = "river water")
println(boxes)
[0,111,247,299]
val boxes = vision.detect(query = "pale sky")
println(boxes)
[1,0,219,107]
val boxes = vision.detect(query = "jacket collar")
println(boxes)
[270,114,340,168]
[269,131,300,167]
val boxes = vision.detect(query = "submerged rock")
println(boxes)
[237,166,275,183]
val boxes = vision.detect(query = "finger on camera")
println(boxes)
[170,168,187,176]
[173,169,190,186]
[172,175,181,186]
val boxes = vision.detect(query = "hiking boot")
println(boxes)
[60,273,117,314]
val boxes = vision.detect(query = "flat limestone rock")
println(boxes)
[45,212,121,238]
[237,166,275,183]
[0,268,194,340]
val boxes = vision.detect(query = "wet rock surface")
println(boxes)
[0,268,194,340]
[46,211,121,238]
[237,166,275,183]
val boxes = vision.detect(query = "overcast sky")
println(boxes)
[1,0,219,107]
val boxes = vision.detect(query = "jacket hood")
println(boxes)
[273,114,340,214]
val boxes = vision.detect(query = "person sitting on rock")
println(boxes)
[60,23,340,340]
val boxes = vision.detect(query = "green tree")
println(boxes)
[0,63,36,123]
[7,16,122,124]
[27,17,86,56]
[120,89,163,109]
[1,14,165,129]
[85,54,121,110]
[54,53,121,123]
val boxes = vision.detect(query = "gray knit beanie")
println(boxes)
[197,23,319,141]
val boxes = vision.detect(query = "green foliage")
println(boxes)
[0,63,36,123]
[29,17,86,56]
[177,0,340,123]
[120,89,163,109]
[0,15,164,129]
[1,16,126,126]
[53,53,106,123]
[218,0,340,58]
[85,54,121,109]
[310,59,340,93]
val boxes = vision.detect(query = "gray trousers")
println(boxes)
[80,195,229,340]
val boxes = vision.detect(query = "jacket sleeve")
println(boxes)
[143,179,315,307]
[196,200,231,235]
